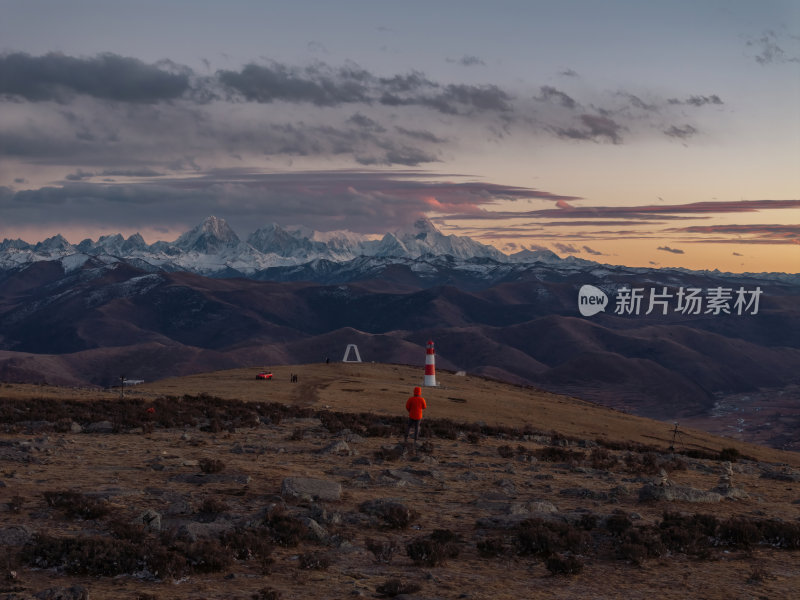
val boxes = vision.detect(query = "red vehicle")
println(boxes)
[255,371,273,380]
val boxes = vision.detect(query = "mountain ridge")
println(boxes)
[3,215,797,282]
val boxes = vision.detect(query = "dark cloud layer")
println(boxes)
[556,114,624,144]
[217,62,371,106]
[445,199,800,221]
[1,170,574,237]
[0,52,190,103]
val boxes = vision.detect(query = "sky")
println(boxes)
[0,0,798,273]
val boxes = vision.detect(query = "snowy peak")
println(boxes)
[0,214,566,278]
[175,216,240,253]
[386,217,506,261]
[247,223,319,257]
[34,234,72,253]
[509,248,562,264]
[408,216,438,238]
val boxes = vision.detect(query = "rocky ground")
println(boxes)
[1,364,799,599]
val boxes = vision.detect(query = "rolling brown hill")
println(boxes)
[1,257,799,449]
[1,363,799,599]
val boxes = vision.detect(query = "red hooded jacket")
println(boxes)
[406,386,427,420]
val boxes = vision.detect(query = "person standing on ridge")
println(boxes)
[405,386,427,444]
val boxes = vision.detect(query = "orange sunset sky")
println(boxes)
[1,1,798,274]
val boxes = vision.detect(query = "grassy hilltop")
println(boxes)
[0,363,798,599]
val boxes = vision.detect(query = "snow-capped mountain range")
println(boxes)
[0,215,562,275]
[1,215,797,286]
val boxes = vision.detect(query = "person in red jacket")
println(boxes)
[405,386,427,443]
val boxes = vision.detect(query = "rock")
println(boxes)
[638,483,722,503]
[83,421,114,434]
[300,517,329,542]
[527,500,558,514]
[137,509,162,531]
[33,586,89,600]
[309,505,342,526]
[711,461,748,499]
[711,483,750,500]
[180,520,235,542]
[657,468,672,487]
[165,498,193,515]
[0,524,32,546]
[281,477,342,502]
[318,440,354,456]
[382,469,424,486]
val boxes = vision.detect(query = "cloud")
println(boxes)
[664,124,698,139]
[669,224,800,244]
[556,114,624,144]
[394,127,447,144]
[216,60,514,116]
[445,199,800,222]
[747,30,800,65]
[412,83,514,115]
[0,170,575,239]
[733,252,743,256]
[582,245,605,255]
[65,167,165,181]
[0,96,448,168]
[217,61,372,106]
[554,242,579,253]
[447,55,486,67]
[65,169,94,181]
[100,168,164,177]
[658,246,685,254]
[617,93,658,112]
[0,49,734,183]
[536,86,578,109]
[0,52,191,103]
[667,94,723,107]
[347,113,386,132]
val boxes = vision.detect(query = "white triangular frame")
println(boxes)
[342,344,362,362]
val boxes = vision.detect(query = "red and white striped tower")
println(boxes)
[424,340,436,387]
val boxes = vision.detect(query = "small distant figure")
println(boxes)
[290,373,298,383]
[325,357,330,364]
[404,386,427,444]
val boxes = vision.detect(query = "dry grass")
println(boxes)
[1,363,799,599]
